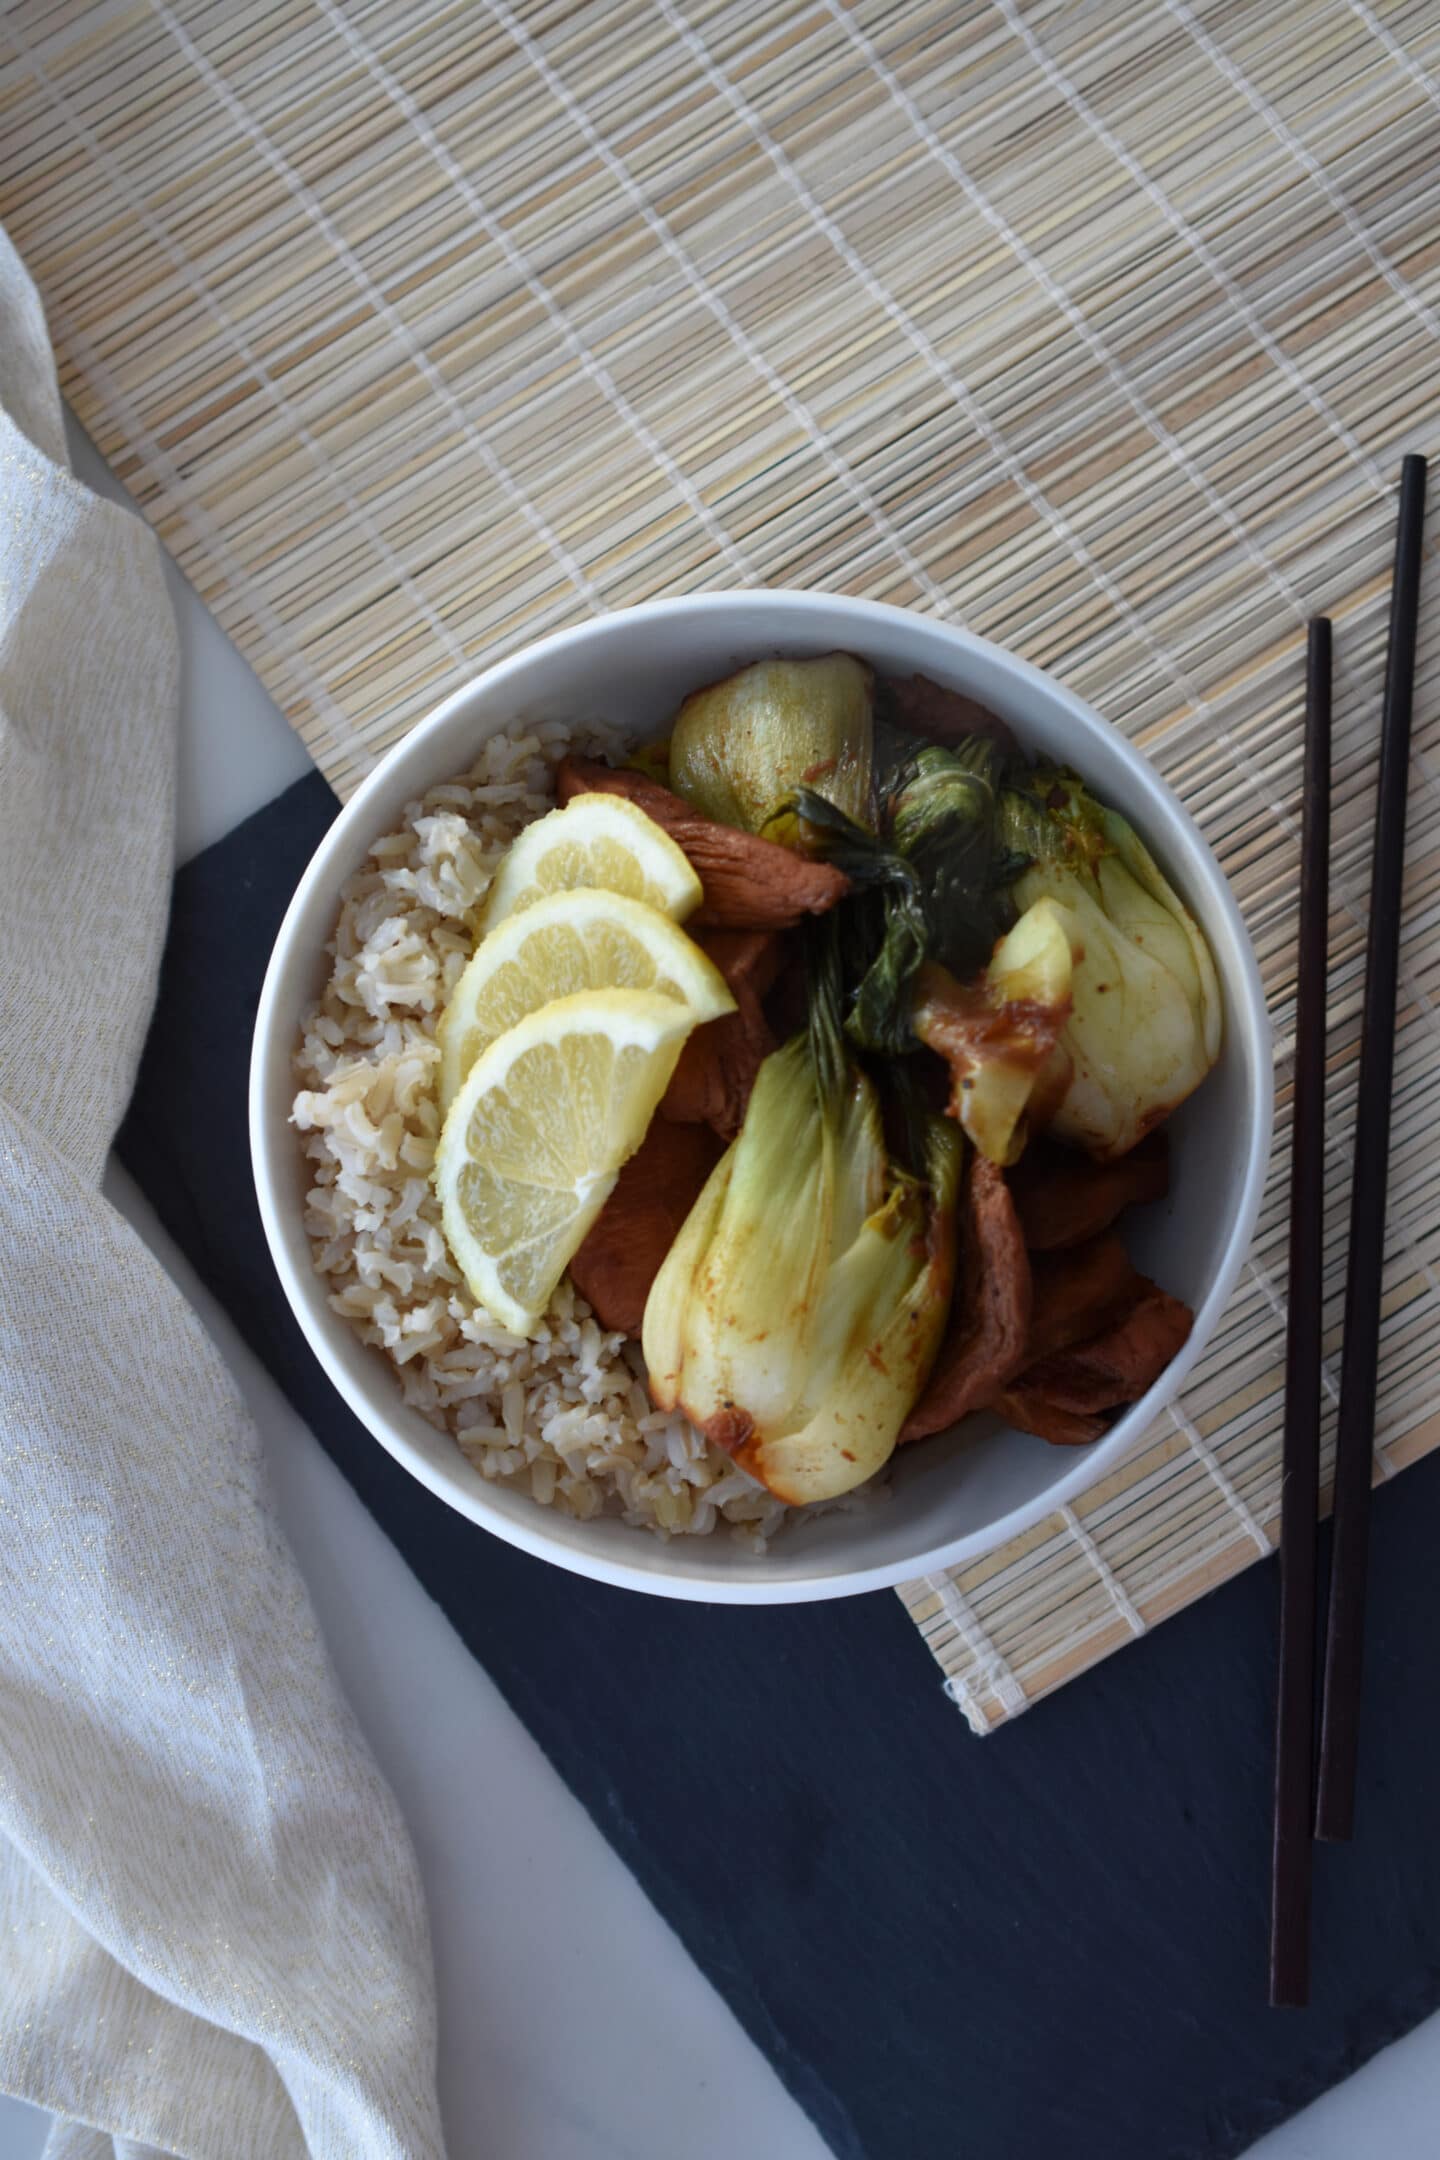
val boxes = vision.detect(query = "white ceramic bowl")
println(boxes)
[251,593,1272,1603]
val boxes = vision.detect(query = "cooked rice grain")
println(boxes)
[293,720,820,1548]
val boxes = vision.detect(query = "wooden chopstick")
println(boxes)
[1269,619,1332,2008]
[1315,454,1428,1843]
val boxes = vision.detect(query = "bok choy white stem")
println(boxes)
[667,654,875,838]
[641,925,962,1505]
[999,770,1222,1159]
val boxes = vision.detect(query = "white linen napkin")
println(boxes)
[0,230,445,2159]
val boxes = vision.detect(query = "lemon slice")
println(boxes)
[436,988,697,1334]
[437,888,734,1113]
[484,793,701,930]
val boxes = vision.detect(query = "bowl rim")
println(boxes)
[250,590,1273,1603]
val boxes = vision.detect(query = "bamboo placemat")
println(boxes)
[3,0,1436,1729]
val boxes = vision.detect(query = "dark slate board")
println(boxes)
[117,772,1440,2160]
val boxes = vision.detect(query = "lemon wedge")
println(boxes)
[437,888,734,1113]
[483,793,702,930]
[435,988,697,1334]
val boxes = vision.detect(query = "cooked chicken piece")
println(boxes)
[1011,1288,1192,1417]
[568,1119,724,1337]
[697,928,785,1002]
[1022,1235,1147,1366]
[877,672,1017,757]
[996,1281,1191,1446]
[899,1155,1031,1442]
[555,756,850,928]
[900,1196,1165,1450]
[660,930,783,1141]
[989,1390,1107,1447]
[1009,1133,1169,1251]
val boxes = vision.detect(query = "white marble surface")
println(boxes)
[0,421,1435,2157]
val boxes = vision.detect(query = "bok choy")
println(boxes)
[792,735,1017,1055]
[667,654,875,838]
[912,899,1075,1166]
[999,770,1222,1159]
[641,928,962,1504]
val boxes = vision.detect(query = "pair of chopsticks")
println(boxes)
[1269,455,1428,2009]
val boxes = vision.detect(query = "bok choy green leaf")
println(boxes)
[791,734,1017,1056]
